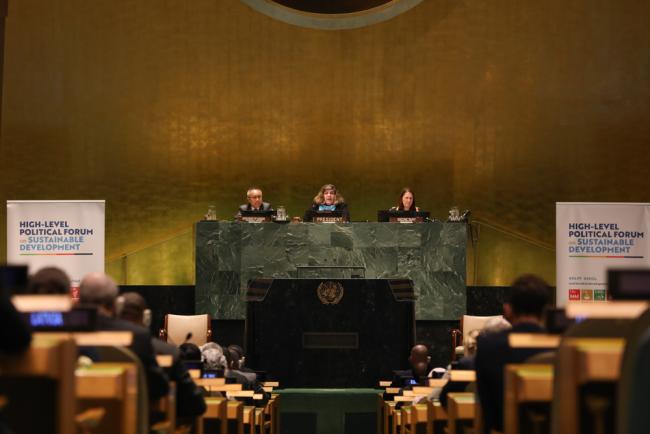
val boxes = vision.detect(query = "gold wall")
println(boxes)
[2,0,650,286]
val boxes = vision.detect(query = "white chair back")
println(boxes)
[165,314,210,346]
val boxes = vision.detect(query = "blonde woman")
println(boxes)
[303,184,350,222]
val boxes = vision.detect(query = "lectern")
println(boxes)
[246,278,415,388]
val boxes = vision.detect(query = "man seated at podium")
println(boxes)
[303,183,350,222]
[235,187,272,219]
[390,187,420,212]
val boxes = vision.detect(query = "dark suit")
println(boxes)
[382,368,430,401]
[152,339,206,422]
[96,315,170,401]
[475,322,546,434]
[303,202,350,222]
[226,369,269,406]
[0,291,32,434]
[0,291,31,354]
[236,202,272,219]
[439,356,475,409]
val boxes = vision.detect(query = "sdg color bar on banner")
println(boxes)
[556,202,650,307]
[6,200,105,297]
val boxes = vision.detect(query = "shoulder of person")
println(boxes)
[152,338,180,358]
[239,204,249,211]
[262,202,272,210]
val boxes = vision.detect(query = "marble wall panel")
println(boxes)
[196,221,466,319]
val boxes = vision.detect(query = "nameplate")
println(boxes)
[389,217,424,224]
[314,216,344,224]
[241,216,270,223]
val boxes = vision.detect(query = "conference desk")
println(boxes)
[196,221,466,320]
[75,363,138,434]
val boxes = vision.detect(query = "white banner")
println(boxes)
[556,202,650,306]
[7,200,105,297]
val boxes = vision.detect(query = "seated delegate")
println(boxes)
[235,187,273,219]
[390,187,420,212]
[303,183,350,222]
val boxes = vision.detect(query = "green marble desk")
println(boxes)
[196,221,466,320]
[277,388,379,434]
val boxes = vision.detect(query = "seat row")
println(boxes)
[0,332,280,434]
[378,302,650,434]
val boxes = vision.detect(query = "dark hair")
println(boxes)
[179,343,201,361]
[117,292,147,323]
[228,344,245,359]
[509,274,550,318]
[224,347,238,368]
[397,188,417,211]
[27,267,71,295]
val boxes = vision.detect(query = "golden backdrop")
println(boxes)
[1,0,649,286]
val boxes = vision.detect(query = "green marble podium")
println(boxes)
[195,221,466,320]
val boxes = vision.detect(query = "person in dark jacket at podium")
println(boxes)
[303,183,350,222]
[390,187,420,212]
[235,187,272,219]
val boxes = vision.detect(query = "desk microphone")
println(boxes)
[183,332,193,344]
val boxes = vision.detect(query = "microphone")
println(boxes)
[183,332,193,344]
[460,210,471,221]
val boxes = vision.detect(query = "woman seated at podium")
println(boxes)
[390,187,420,212]
[303,183,350,222]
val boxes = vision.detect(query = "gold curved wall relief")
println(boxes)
[239,0,424,29]
[2,0,650,286]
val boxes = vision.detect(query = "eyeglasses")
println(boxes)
[248,195,262,199]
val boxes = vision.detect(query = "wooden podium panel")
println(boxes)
[246,278,415,388]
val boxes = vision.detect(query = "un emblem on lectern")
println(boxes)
[317,281,344,305]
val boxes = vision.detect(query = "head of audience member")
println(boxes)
[227,344,246,368]
[465,317,512,357]
[246,187,264,210]
[313,184,344,206]
[78,272,119,317]
[397,188,417,211]
[201,342,227,370]
[179,343,201,361]
[27,267,71,295]
[503,274,550,326]
[116,292,151,328]
[408,344,431,377]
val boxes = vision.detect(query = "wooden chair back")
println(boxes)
[0,334,77,434]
